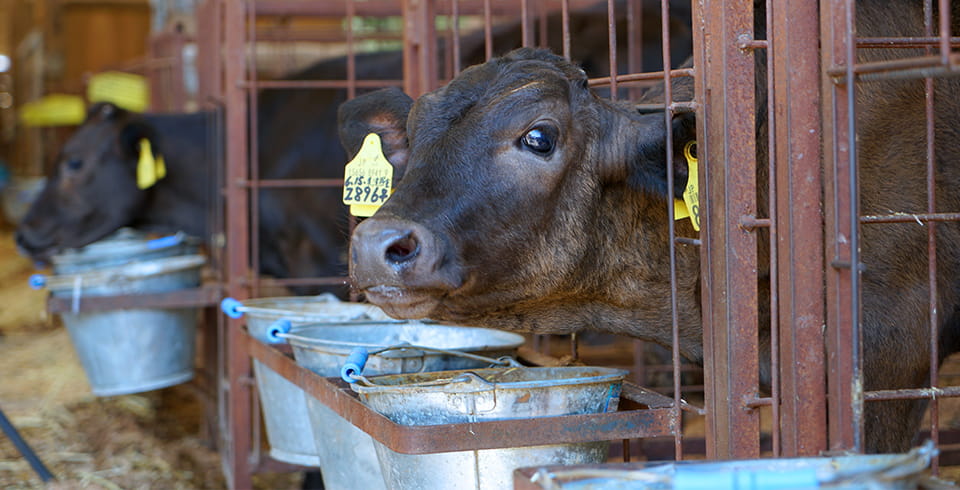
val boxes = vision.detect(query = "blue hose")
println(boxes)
[341,347,369,383]
[220,297,244,319]
[266,319,292,343]
[28,274,46,290]
[146,234,182,250]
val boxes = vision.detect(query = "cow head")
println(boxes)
[339,48,698,340]
[16,103,157,262]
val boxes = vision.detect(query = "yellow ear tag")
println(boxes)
[343,133,394,217]
[674,141,700,231]
[137,138,163,189]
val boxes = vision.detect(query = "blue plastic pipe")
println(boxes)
[341,347,370,383]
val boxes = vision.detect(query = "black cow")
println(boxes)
[340,1,960,454]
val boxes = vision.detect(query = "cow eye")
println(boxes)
[521,126,557,156]
[65,159,83,171]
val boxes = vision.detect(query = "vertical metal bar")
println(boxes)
[844,0,864,452]
[484,0,493,61]
[403,0,438,96]
[452,0,461,75]
[197,0,222,106]
[658,0,684,461]
[247,0,261,297]
[626,0,643,100]
[823,0,861,453]
[347,0,357,100]
[938,0,952,65]
[561,0,571,60]
[765,0,781,458]
[521,0,532,47]
[607,0,618,99]
[697,0,762,459]
[923,0,941,473]
[222,0,253,487]
[770,0,828,457]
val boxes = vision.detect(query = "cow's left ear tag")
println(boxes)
[136,138,166,189]
[672,141,700,232]
[343,133,394,217]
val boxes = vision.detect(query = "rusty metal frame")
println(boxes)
[695,0,763,460]
[209,0,960,485]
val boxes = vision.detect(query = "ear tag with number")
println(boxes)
[343,133,394,217]
[673,141,700,231]
[137,138,167,190]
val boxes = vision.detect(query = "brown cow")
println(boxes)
[339,1,960,454]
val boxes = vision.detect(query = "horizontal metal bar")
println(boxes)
[737,37,768,50]
[860,212,960,224]
[588,68,695,87]
[246,332,678,454]
[744,396,773,409]
[237,79,404,90]
[253,0,607,17]
[740,216,771,230]
[828,53,960,82]
[857,36,960,49]
[864,385,960,402]
[47,285,222,314]
[234,178,344,188]
[675,237,702,247]
[246,276,349,287]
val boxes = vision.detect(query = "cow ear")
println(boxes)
[610,111,696,200]
[338,87,414,181]
[118,120,157,160]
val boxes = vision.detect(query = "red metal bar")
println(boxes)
[607,0,618,99]
[222,0,254,487]
[241,79,405,89]
[822,0,862,453]
[403,0,439,96]
[656,0,683,461]
[196,0,222,106]
[247,332,679,452]
[924,0,941,471]
[770,0,828,457]
[696,0,762,459]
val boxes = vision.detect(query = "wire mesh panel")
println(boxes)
[821,0,960,475]
[215,0,960,486]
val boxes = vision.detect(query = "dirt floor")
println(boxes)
[1,222,959,488]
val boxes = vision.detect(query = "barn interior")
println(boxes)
[1,0,960,489]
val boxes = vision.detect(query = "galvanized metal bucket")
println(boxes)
[218,295,394,467]
[520,440,937,490]
[50,228,200,274]
[351,366,627,490]
[285,323,526,490]
[41,253,206,397]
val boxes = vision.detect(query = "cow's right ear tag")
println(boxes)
[343,133,394,217]
[137,139,160,189]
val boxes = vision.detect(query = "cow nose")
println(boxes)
[351,217,461,291]
[383,230,420,265]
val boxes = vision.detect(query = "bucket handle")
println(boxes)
[146,232,184,250]
[339,344,522,384]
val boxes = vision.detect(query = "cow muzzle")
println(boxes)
[350,217,462,318]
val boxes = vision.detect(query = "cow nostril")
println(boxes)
[385,234,420,264]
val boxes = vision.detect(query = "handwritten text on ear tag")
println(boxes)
[343,133,394,217]
[676,141,700,231]
[137,139,166,190]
